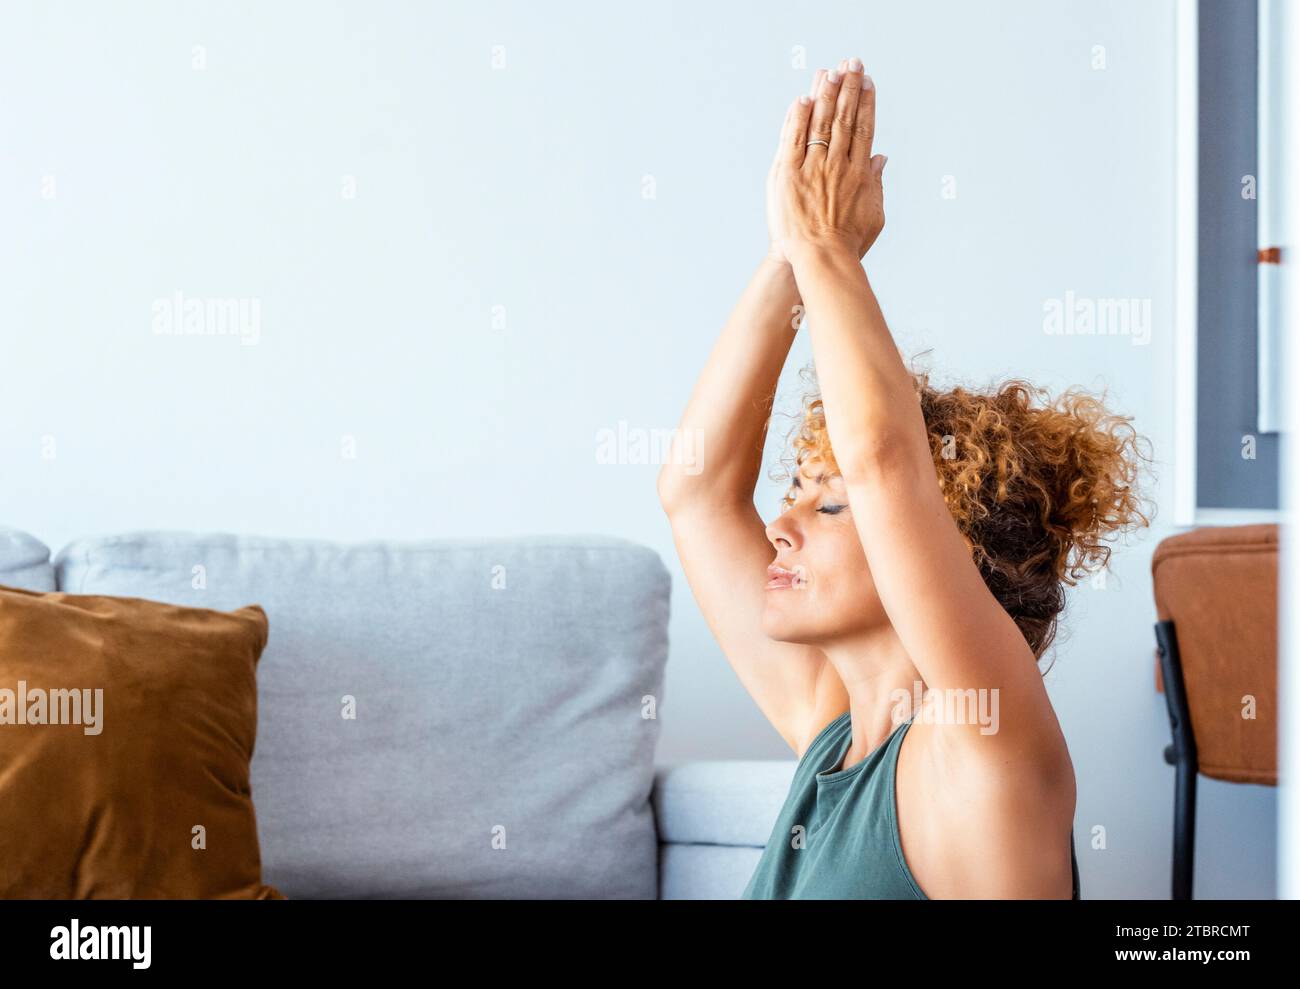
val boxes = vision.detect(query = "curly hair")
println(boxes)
[771,356,1157,667]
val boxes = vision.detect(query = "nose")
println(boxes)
[765,510,801,551]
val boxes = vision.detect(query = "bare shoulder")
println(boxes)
[896,714,1077,899]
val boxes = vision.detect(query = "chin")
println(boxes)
[759,605,787,641]
[760,602,815,644]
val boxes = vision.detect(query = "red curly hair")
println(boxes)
[773,357,1156,665]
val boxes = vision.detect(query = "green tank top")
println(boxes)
[741,710,1082,899]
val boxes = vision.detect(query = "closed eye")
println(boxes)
[818,504,848,515]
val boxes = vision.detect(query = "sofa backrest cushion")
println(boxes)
[55,531,669,899]
[0,528,55,592]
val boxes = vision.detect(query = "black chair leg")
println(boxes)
[1155,620,1197,900]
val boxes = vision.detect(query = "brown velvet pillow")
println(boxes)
[0,584,283,899]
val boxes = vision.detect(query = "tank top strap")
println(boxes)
[796,710,851,772]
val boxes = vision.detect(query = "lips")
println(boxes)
[766,564,802,590]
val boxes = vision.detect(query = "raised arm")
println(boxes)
[773,63,1064,763]
[657,73,846,753]
[655,254,802,514]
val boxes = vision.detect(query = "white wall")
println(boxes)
[0,0,1273,896]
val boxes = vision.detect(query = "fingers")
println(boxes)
[795,60,878,170]
[850,74,877,169]
[828,58,864,162]
[781,69,822,169]
[809,66,827,100]
[775,66,829,169]
[803,59,846,165]
[782,95,810,168]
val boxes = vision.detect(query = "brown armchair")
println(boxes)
[1151,523,1278,899]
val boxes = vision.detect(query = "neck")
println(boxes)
[819,624,922,770]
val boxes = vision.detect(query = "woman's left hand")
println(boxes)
[769,57,887,264]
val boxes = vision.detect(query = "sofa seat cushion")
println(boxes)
[653,760,797,847]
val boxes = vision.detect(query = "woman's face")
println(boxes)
[761,459,886,644]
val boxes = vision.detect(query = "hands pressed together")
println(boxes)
[765,56,887,268]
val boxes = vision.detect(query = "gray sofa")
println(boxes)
[0,526,794,899]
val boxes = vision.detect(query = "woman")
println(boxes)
[656,57,1153,899]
